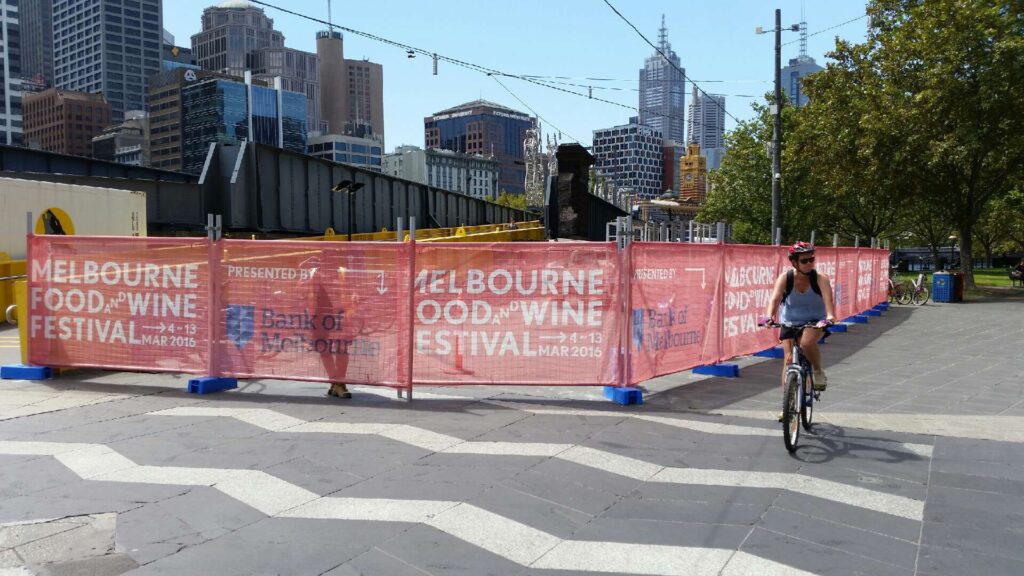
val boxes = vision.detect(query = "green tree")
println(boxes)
[493,190,527,211]
[847,0,1024,287]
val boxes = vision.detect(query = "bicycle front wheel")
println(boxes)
[898,286,913,305]
[801,374,814,431]
[782,371,801,453]
[912,287,930,305]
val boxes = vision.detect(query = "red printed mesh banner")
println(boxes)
[833,248,861,320]
[27,235,210,372]
[720,245,788,361]
[873,250,890,305]
[214,240,412,387]
[413,243,620,385]
[629,243,724,384]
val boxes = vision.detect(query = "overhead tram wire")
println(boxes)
[246,0,689,127]
[782,14,869,47]
[599,0,740,125]
[489,75,582,144]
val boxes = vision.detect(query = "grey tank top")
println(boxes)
[780,281,826,324]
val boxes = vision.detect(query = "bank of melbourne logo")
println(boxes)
[226,305,255,349]
[631,309,645,350]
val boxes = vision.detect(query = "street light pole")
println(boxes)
[772,8,783,243]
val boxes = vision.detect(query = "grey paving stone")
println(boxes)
[771,491,921,542]
[322,547,433,576]
[32,553,138,576]
[0,456,79,500]
[924,486,1024,533]
[412,453,551,472]
[116,486,265,564]
[501,469,622,517]
[739,526,914,576]
[526,459,645,497]
[377,523,523,576]
[568,516,750,548]
[630,481,783,507]
[465,483,595,540]
[920,520,1024,562]
[916,544,1024,576]
[29,480,190,506]
[333,478,493,503]
[371,462,521,486]
[929,470,1024,496]
[260,457,367,496]
[602,496,768,526]
[758,506,918,568]
[130,518,405,576]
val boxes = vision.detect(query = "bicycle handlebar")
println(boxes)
[758,319,833,329]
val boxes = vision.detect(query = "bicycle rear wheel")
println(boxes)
[801,373,814,431]
[782,371,801,452]
[912,286,930,305]
[898,286,913,305]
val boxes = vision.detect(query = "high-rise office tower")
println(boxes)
[781,21,823,108]
[0,0,23,145]
[316,29,384,144]
[21,0,53,88]
[686,85,726,169]
[639,15,685,144]
[52,0,163,122]
[192,2,320,132]
[592,117,664,200]
[424,100,535,194]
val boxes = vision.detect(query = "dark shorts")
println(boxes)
[779,325,831,341]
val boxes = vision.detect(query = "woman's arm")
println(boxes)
[818,273,836,322]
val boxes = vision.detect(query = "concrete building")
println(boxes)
[307,134,383,172]
[0,0,23,145]
[686,85,726,170]
[52,0,163,122]
[679,143,708,203]
[20,0,53,88]
[191,1,320,133]
[23,89,112,157]
[782,23,824,108]
[384,145,499,199]
[639,16,685,144]
[181,72,306,174]
[148,68,239,171]
[424,100,535,194]
[591,118,664,200]
[92,110,149,166]
[315,29,384,144]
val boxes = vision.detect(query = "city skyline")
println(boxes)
[163,0,869,152]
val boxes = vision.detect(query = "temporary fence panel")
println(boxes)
[833,248,861,320]
[412,243,621,385]
[214,240,413,387]
[27,235,210,373]
[720,244,787,362]
[629,242,724,384]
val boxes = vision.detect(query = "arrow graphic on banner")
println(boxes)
[684,268,706,289]
[539,332,567,343]
[345,269,388,294]
[142,323,168,333]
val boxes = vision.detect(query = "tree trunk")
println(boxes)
[959,227,975,288]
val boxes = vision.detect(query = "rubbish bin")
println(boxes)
[932,272,954,302]
[952,272,965,301]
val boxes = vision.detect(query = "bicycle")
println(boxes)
[760,319,831,453]
[888,277,911,305]
[905,273,929,305]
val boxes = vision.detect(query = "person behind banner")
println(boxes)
[765,241,837,401]
[302,254,354,399]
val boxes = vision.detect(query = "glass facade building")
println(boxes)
[0,0,23,145]
[181,77,306,174]
[307,134,383,171]
[424,100,535,194]
[592,118,664,200]
[639,17,685,144]
[52,0,163,122]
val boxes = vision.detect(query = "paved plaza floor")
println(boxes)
[0,293,1022,575]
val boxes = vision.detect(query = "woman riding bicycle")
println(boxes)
[765,242,837,397]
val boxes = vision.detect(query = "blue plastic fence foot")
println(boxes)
[188,377,238,395]
[1,364,53,380]
[829,323,849,333]
[844,315,869,324]
[874,303,889,311]
[604,386,643,405]
[753,347,785,358]
[693,364,740,377]
[865,310,882,317]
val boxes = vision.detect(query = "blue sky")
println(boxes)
[164,0,869,152]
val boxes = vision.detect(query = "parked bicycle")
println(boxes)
[888,277,911,305]
[760,319,832,452]
[904,273,930,305]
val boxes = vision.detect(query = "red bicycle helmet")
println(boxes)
[788,241,815,255]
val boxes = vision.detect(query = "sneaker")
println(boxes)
[777,411,785,422]
[327,384,352,399]
[813,370,828,391]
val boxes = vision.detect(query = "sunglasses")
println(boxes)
[798,256,816,264]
